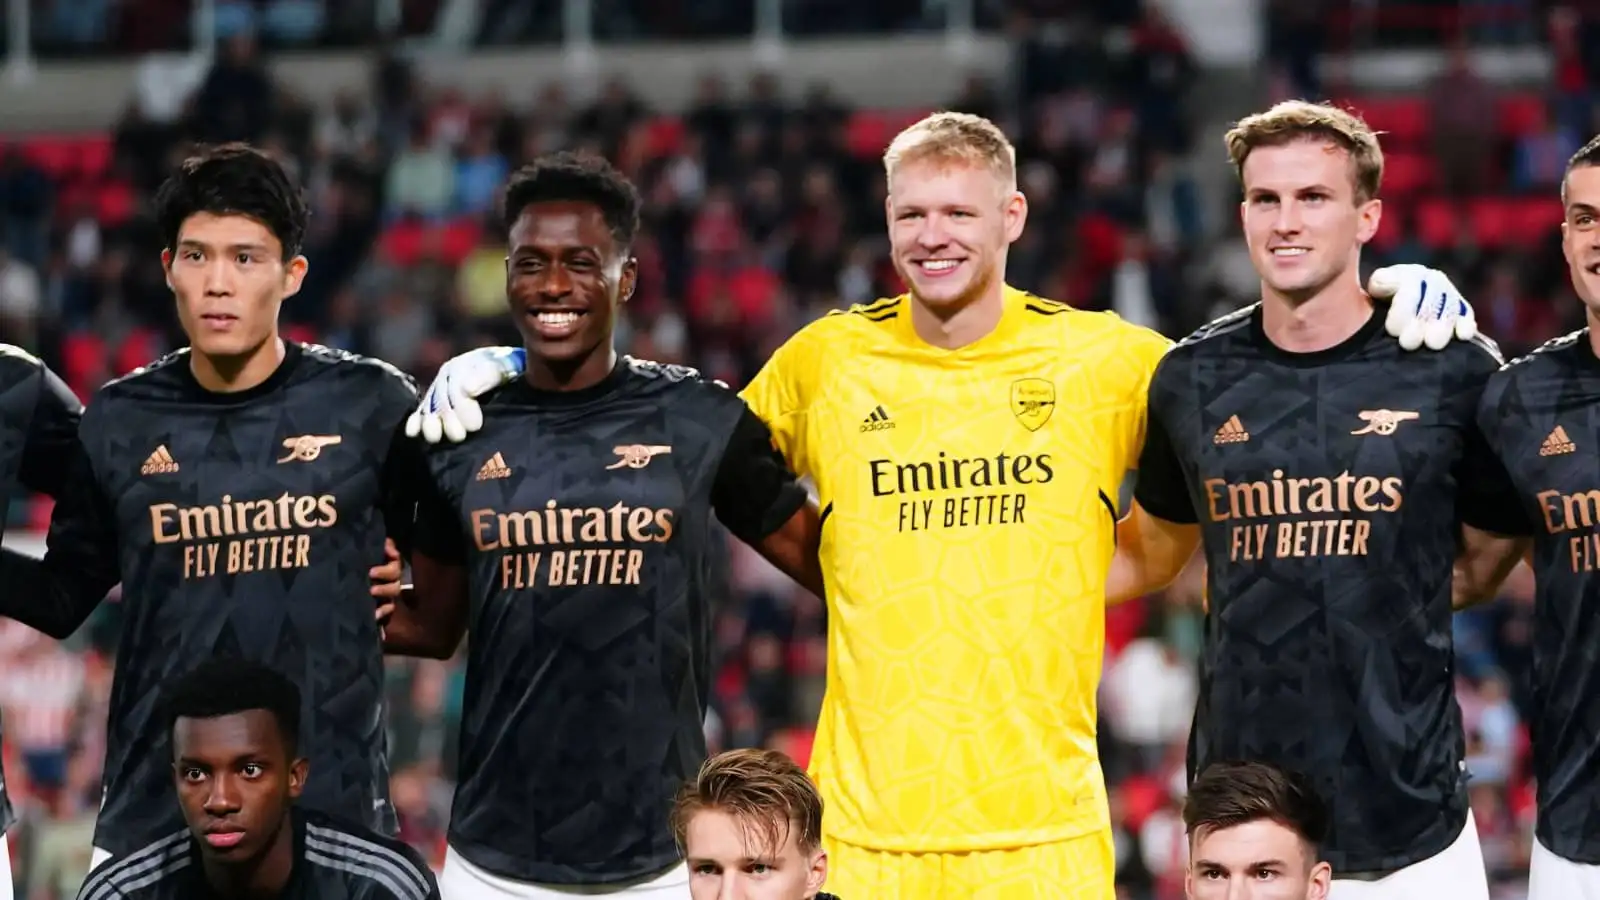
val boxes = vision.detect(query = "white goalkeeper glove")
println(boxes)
[1370,264,1478,352]
[405,346,525,444]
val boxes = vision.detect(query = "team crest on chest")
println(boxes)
[1010,379,1055,431]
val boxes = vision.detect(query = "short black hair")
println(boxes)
[153,143,310,259]
[1564,134,1600,204]
[500,151,641,251]
[1183,760,1330,850]
[160,657,302,756]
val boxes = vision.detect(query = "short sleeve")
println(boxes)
[739,332,812,477]
[1110,323,1174,474]
[18,363,84,497]
[1456,425,1533,536]
[711,404,809,545]
[1132,373,1199,525]
[410,450,469,565]
[1459,353,1534,537]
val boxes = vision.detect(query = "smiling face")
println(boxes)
[505,199,637,375]
[162,212,306,361]
[172,709,305,868]
[1562,163,1600,315]
[1239,139,1381,304]
[885,157,1026,315]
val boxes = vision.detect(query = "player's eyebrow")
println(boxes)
[176,238,273,254]
[1567,202,1599,216]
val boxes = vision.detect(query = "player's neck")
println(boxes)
[524,344,618,392]
[1588,310,1600,361]
[909,284,1006,350]
[201,818,295,898]
[1258,278,1373,353]
[190,337,287,394]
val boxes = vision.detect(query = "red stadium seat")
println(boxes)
[1507,196,1563,246]
[1339,96,1429,146]
[77,135,114,180]
[438,218,482,267]
[60,331,106,397]
[845,109,933,158]
[283,324,319,344]
[1468,197,1515,248]
[643,116,685,157]
[1381,150,1433,197]
[115,328,161,376]
[379,221,426,266]
[1368,206,1406,252]
[19,136,76,179]
[1414,198,1460,249]
[94,180,136,226]
[1498,93,1548,138]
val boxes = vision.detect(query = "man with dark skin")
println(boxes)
[77,657,439,900]
[383,152,823,898]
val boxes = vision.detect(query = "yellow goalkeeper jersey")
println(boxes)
[742,286,1171,852]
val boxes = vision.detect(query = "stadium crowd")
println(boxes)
[0,0,1584,897]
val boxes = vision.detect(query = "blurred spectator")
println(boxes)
[1429,42,1496,195]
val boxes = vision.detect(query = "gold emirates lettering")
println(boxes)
[1202,470,1404,561]
[150,493,338,579]
[1536,489,1600,573]
[470,500,675,589]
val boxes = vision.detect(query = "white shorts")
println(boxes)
[1329,811,1488,900]
[1,832,14,900]
[440,847,689,898]
[1530,838,1600,900]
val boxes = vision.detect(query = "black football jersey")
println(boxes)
[1476,328,1600,863]
[412,357,807,885]
[1134,305,1524,874]
[0,342,419,856]
[75,807,440,900]
[0,345,82,835]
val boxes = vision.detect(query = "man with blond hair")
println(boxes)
[404,115,1475,897]
[673,749,838,900]
[1105,99,1525,898]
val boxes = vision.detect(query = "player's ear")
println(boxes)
[161,248,174,291]
[804,848,827,896]
[1355,197,1382,245]
[287,755,309,799]
[619,256,638,304]
[1003,189,1028,244]
[282,254,309,300]
[1308,860,1332,898]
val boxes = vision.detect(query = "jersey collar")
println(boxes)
[892,283,1028,353]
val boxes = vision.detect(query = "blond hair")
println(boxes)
[670,749,823,856]
[1225,100,1385,202]
[883,111,1017,189]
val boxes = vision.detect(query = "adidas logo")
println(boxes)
[476,452,512,480]
[1213,415,1249,445]
[860,405,895,433]
[1541,426,1576,457]
[140,445,179,475]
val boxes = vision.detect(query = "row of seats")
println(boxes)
[1366,195,1562,250]
[1337,92,1552,145]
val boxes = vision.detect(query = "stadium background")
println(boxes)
[0,0,1575,896]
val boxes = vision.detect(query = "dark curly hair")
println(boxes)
[160,656,302,757]
[501,151,642,251]
[153,143,310,260]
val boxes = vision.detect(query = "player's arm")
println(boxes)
[0,409,120,638]
[1107,402,1201,604]
[1453,389,1536,609]
[712,403,824,597]
[381,447,470,659]
[17,363,83,497]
